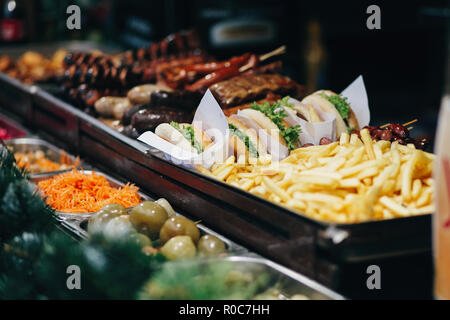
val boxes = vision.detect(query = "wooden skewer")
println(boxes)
[239,45,286,72]
[380,119,419,129]
[402,119,418,127]
[407,126,414,131]
[259,45,286,62]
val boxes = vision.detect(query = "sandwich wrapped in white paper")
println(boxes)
[287,75,370,146]
[137,90,229,169]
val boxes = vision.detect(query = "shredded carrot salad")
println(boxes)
[37,169,141,213]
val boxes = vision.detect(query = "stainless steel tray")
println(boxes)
[155,256,345,300]
[5,137,83,177]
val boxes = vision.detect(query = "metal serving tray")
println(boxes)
[156,256,345,300]
[5,137,82,177]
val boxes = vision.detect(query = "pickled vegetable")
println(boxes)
[155,198,176,217]
[159,216,200,244]
[160,235,196,261]
[130,201,168,239]
[87,209,123,234]
[197,235,226,257]
[103,215,135,239]
[128,232,152,247]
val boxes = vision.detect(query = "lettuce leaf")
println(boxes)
[250,97,301,150]
[170,122,203,153]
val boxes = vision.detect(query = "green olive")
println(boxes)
[159,216,200,245]
[103,215,135,239]
[101,203,127,216]
[160,236,196,261]
[197,235,226,257]
[128,233,152,247]
[87,209,123,234]
[130,201,168,239]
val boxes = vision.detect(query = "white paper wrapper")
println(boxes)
[340,75,370,128]
[137,90,229,169]
[286,75,370,145]
[284,99,337,145]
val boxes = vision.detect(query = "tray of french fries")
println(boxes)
[193,127,433,261]
[202,129,434,223]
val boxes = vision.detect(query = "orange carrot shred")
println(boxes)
[37,169,141,213]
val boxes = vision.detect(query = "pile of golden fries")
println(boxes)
[198,129,435,223]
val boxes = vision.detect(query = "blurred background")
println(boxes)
[0,0,449,144]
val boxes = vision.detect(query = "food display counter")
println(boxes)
[0,20,445,300]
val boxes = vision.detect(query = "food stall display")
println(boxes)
[0,27,439,299]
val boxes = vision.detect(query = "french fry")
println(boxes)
[292,192,343,206]
[416,188,432,207]
[262,176,291,202]
[401,150,421,201]
[345,147,365,167]
[380,179,396,195]
[340,132,349,145]
[294,175,340,189]
[240,179,255,191]
[339,159,382,178]
[360,128,376,160]
[216,165,234,181]
[356,167,380,180]
[411,179,422,200]
[379,196,410,217]
[382,209,394,220]
[410,205,435,215]
[376,140,391,152]
[373,143,383,160]
[339,178,360,188]
[309,106,322,122]
[195,164,215,177]
[350,134,363,146]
